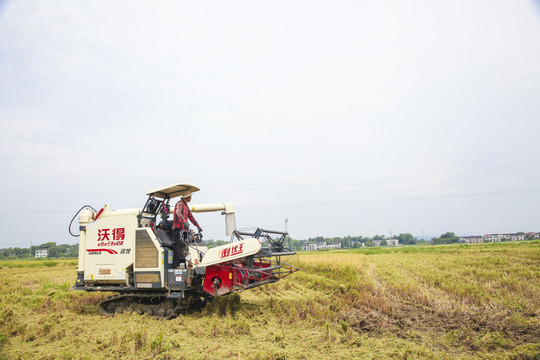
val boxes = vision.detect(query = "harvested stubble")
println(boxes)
[0,242,539,359]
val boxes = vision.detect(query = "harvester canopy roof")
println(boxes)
[146,184,200,199]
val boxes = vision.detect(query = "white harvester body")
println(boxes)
[72,183,297,318]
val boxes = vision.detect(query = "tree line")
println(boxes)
[430,231,538,245]
[287,233,427,251]
[3,232,536,259]
[0,242,78,260]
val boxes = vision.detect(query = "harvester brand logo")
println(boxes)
[87,248,131,255]
[218,243,244,259]
[87,248,118,254]
[97,227,125,246]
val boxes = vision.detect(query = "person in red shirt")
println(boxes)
[172,192,202,268]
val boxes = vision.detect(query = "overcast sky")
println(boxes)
[1,1,539,248]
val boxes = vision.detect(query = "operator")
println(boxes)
[172,192,202,268]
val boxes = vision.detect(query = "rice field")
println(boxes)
[0,241,538,359]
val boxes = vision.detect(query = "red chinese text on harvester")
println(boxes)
[218,244,244,259]
[97,228,125,246]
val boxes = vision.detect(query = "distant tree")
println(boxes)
[39,242,57,249]
[205,239,229,249]
[397,233,416,245]
[290,239,302,251]
[380,238,388,246]
[47,246,60,258]
[67,244,79,257]
[372,234,386,240]
[0,249,11,258]
[432,232,459,245]
[342,236,352,248]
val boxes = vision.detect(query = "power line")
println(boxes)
[1,187,538,215]
[0,192,139,197]
[204,171,536,192]
[238,188,540,209]
[0,171,535,197]
[2,187,539,214]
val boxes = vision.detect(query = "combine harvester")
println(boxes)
[70,184,298,319]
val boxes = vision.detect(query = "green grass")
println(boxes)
[0,242,538,359]
[0,259,78,268]
[345,239,540,255]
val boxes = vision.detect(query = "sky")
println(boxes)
[1,1,539,248]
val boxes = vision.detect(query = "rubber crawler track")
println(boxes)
[98,292,206,319]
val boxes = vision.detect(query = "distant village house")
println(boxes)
[301,242,342,251]
[459,236,483,244]
[460,232,538,243]
[302,243,318,251]
[374,239,399,246]
[35,248,48,258]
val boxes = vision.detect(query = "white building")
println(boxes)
[302,243,318,251]
[483,233,527,242]
[350,241,365,248]
[483,234,502,242]
[501,233,525,241]
[325,243,342,249]
[459,236,483,244]
[373,239,398,246]
[301,242,342,251]
[35,248,48,258]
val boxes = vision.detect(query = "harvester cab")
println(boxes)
[71,183,298,318]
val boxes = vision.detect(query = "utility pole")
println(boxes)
[285,218,291,249]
